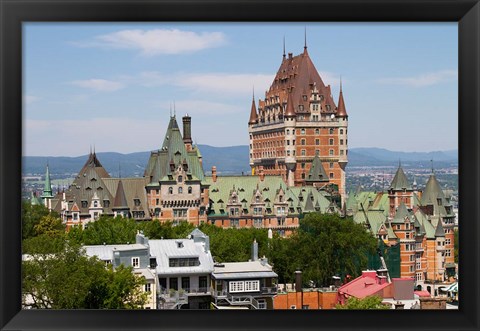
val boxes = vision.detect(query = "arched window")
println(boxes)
[169,187,173,194]
[188,186,192,194]
[178,176,183,183]
[178,187,183,194]
[329,128,334,134]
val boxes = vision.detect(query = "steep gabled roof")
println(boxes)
[391,202,411,224]
[435,219,446,237]
[145,116,205,184]
[305,155,329,183]
[113,180,129,209]
[389,166,412,191]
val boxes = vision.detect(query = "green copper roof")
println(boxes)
[305,155,329,183]
[389,166,412,191]
[30,191,42,205]
[414,210,435,239]
[434,218,446,237]
[41,164,53,198]
[391,202,411,224]
[420,174,454,219]
[145,116,205,184]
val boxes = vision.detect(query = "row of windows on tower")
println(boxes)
[250,128,347,141]
[168,186,193,194]
[253,149,347,158]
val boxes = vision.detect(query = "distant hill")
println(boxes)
[22,145,251,177]
[23,146,457,177]
[348,147,458,167]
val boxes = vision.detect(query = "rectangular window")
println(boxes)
[301,149,306,156]
[132,257,140,268]
[330,162,334,168]
[145,283,151,292]
[229,281,245,293]
[244,280,260,292]
[329,149,334,156]
[199,276,208,290]
[329,173,334,179]
[416,262,421,269]
[329,139,334,145]
[170,278,178,291]
[301,139,305,145]
[182,277,190,291]
[340,150,344,155]
[315,139,320,145]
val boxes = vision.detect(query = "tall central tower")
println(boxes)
[248,43,348,202]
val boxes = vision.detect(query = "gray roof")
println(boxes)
[83,244,148,261]
[389,166,412,191]
[305,155,329,183]
[148,238,214,275]
[212,260,278,280]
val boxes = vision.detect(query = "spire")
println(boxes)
[283,35,286,59]
[41,163,53,198]
[336,78,348,117]
[304,26,307,53]
[434,218,445,237]
[430,159,434,174]
[248,89,258,125]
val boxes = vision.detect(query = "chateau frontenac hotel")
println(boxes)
[33,40,456,285]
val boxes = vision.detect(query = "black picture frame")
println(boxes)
[1,0,479,330]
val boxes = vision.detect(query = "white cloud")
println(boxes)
[73,29,226,56]
[70,79,125,92]
[377,70,457,87]
[24,118,166,157]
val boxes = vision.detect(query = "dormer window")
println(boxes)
[103,200,110,208]
[256,196,260,203]
[178,176,183,183]
[134,199,141,207]
[81,200,88,208]
[188,186,192,194]
[169,187,173,194]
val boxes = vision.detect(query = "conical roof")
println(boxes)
[305,155,329,183]
[248,97,258,124]
[421,174,445,205]
[336,83,348,117]
[113,180,129,209]
[285,91,296,117]
[389,166,412,191]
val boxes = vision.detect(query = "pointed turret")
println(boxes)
[389,165,412,191]
[41,164,54,199]
[248,95,258,125]
[336,80,348,118]
[285,90,296,117]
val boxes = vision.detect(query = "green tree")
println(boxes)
[81,216,137,245]
[22,240,148,309]
[335,295,390,309]
[33,214,64,236]
[270,213,377,287]
[22,201,57,240]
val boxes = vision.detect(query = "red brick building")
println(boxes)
[248,43,348,203]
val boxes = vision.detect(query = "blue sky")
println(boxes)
[23,23,458,157]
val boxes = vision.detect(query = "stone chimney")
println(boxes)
[182,114,192,151]
[251,239,258,261]
[295,270,302,292]
[212,166,217,183]
[258,166,265,182]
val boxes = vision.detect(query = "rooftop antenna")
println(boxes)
[169,103,172,117]
[399,158,401,168]
[118,162,121,179]
[340,75,343,92]
[173,100,176,117]
[283,35,286,59]
[431,159,434,174]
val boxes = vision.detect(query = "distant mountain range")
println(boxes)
[23,146,458,177]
